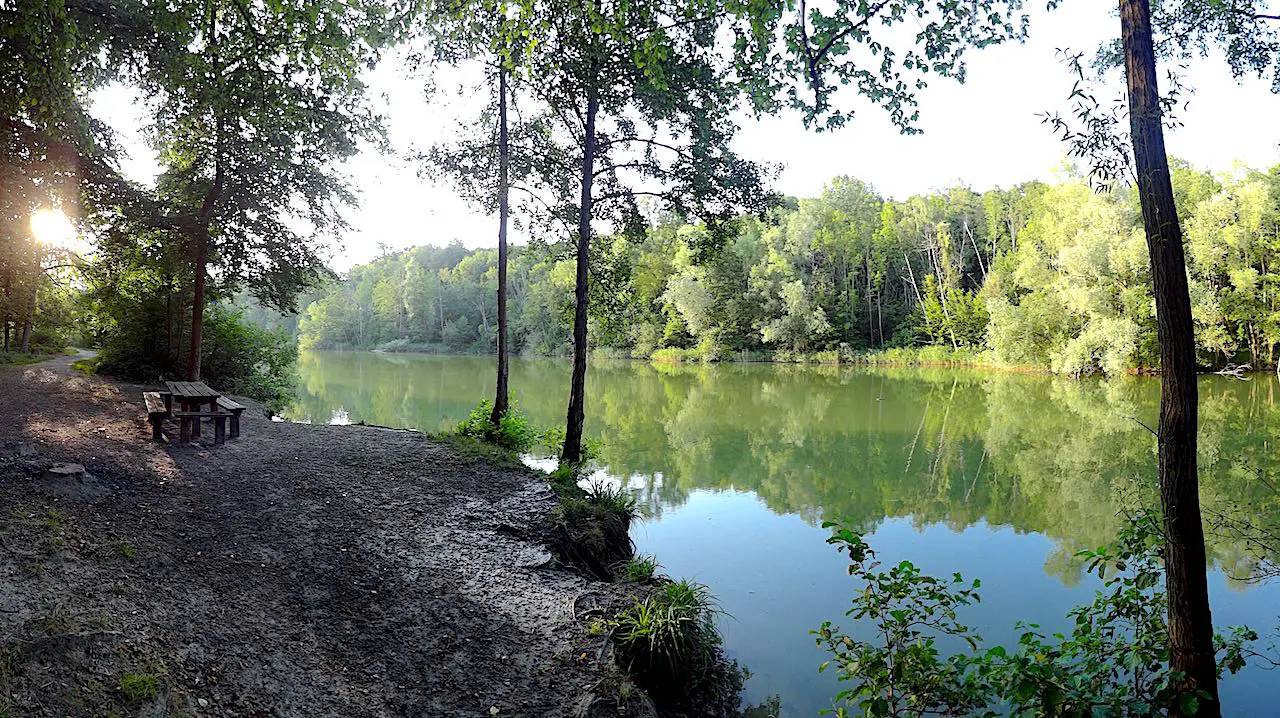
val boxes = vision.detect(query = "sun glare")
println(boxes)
[29,207,77,248]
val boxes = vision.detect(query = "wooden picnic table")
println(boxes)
[145,381,246,446]
[162,380,221,413]
[161,381,223,440]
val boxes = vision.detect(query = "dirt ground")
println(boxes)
[0,353,627,717]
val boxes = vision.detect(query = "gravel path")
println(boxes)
[0,356,616,716]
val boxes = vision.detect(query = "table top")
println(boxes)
[165,380,220,399]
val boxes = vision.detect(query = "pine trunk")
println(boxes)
[1120,0,1220,712]
[562,80,598,466]
[490,65,511,426]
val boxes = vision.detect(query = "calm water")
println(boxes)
[287,351,1280,715]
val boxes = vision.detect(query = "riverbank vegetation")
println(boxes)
[296,163,1280,376]
[814,516,1262,717]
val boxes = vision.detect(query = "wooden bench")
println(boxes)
[216,396,247,439]
[173,410,230,445]
[143,391,168,441]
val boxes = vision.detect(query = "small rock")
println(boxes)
[44,463,87,480]
[197,698,209,708]
[490,708,500,716]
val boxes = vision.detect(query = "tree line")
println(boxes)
[298,161,1280,376]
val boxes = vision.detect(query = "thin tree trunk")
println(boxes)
[490,63,511,425]
[20,243,38,353]
[187,229,208,380]
[865,255,873,343]
[3,268,11,353]
[966,221,987,282]
[903,251,923,306]
[166,277,174,363]
[1121,0,1220,712]
[562,75,598,466]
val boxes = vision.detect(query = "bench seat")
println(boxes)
[215,396,247,439]
[143,391,168,441]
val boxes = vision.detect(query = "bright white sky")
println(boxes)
[91,0,1280,271]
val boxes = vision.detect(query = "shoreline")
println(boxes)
[323,346,1280,378]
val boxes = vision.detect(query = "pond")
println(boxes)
[286,350,1280,715]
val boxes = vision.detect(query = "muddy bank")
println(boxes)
[0,355,636,716]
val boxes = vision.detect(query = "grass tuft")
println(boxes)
[617,554,659,582]
[453,399,537,452]
[552,482,637,580]
[119,673,159,702]
[612,579,724,696]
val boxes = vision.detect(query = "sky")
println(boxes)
[91,0,1280,271]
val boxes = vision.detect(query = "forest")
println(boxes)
[297,161,1280,376]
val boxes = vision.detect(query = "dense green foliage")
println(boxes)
[815,517,1257,717]
[453,399,539,451]
[94,302,297,409]
[298,162,1280,374]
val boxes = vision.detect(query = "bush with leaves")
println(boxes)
[814,525,993,718]
[454,399,538,452]
[97,304,297,411]
[989,512,1257,716]
[198,307,298,411]
[815,514,1258,718]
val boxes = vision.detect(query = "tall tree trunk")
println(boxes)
[187,229,208,380]
[1121,0,1220,712]
[3,268,11,353]
[490,64,511,426]
[165,277,174,364]
[562,77,598,466]
[188,6,223,382]
[20,243,38,353]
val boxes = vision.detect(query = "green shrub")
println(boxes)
[71,356,100,374]
[454,400,538,453]
[199,308,297,410]
[118,673,159,702]
[814,514,1258,717]
[613,579,724,696]
[651,346,707,363]
[97,306,297,410]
